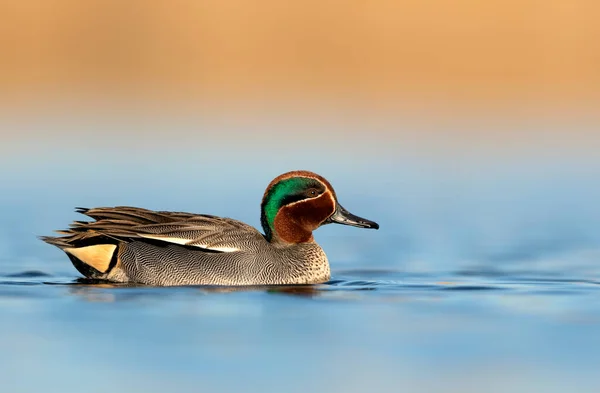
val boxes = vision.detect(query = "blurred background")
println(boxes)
[1,1,600,393]
[1,0,599,273]
[2,0,599,103]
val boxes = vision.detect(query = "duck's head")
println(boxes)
[260,170,379,244]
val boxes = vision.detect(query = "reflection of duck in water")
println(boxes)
[67,278,324,302]
[42,170,379,287]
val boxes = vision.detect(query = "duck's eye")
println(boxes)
[307,188,319,197]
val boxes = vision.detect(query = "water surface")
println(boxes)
[1,116,600,392]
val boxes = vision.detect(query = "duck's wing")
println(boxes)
[42,206,266,253]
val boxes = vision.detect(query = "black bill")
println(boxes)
[324,203,379,229]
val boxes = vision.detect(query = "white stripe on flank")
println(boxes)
[138,234,240,252]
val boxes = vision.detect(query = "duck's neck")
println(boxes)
[275,209,314,243]
[261,210,315,245]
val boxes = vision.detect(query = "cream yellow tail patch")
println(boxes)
[64,244,117,273]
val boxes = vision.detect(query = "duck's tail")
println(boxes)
[40,210,123,279]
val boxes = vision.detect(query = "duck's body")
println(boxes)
[44,206,331,286]
[41,170,378,286]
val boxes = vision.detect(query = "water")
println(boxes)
[1,113,600,392]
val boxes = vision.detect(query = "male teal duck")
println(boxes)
[41,170,379,286]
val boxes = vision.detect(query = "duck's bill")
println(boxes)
[325,204,379,229]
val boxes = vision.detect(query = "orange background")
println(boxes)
[1,0,599,107]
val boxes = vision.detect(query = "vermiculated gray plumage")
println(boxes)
[41,206,330,286]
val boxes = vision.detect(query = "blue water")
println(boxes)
[1,116,600,392]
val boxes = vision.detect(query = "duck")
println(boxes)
[41,170,379,286]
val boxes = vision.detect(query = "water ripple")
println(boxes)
[0,270,598,297]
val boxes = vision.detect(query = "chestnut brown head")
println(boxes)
[260,170,379,244]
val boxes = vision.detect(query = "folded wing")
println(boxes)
[42,206,265,253]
